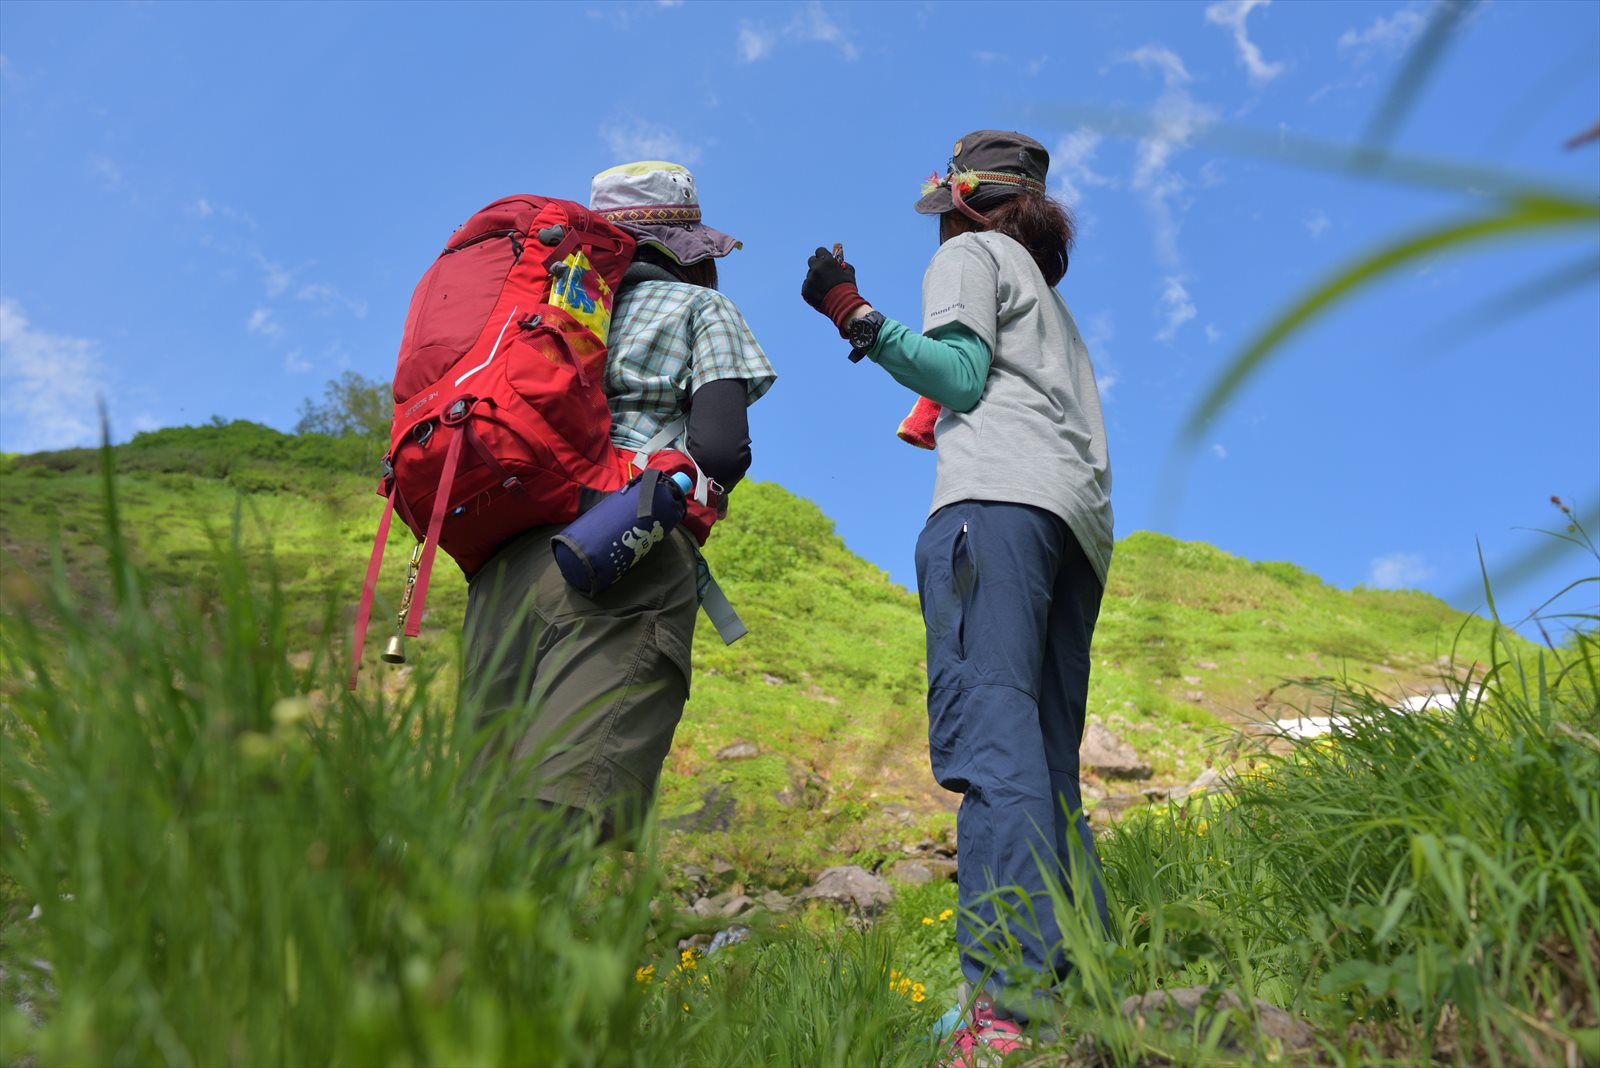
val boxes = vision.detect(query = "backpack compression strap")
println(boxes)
[349,491,396,689]
[630,413,746,645]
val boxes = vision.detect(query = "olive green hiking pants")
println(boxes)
[462,522,698,837]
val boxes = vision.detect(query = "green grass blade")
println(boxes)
[1181,199,1600,443]
[1452,502,1600,613]
[1358,0,1476,165]
[1421,252,1600,349]
[1032,103,1592,203]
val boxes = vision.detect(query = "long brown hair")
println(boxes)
[632,244,719,290]
[946,193,1075,287]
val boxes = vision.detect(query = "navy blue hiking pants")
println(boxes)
[915,501,1109,1016]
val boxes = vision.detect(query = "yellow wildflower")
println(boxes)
[912,991,926,1003]
[634,965,655,985]
[682,1002,690,1013]
[939,909,954,921]
[921,917,935,925]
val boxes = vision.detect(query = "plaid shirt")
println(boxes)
[604,281,776,453]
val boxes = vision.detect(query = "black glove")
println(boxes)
[801,247,856,311]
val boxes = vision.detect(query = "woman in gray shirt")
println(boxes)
[802,129,1113,1060]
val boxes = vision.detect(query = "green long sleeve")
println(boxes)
[865,319,991,412]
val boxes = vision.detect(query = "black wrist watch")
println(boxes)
[846,310,887,363]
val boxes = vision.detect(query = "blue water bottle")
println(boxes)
[552,469,695,595]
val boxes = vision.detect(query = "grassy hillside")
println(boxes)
[3,426,1593,1067]
[0,422,1505,882]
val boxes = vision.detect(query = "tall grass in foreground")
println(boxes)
[3,446,1596,1066]
[0,450,936,1067]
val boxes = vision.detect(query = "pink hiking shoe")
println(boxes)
[941,992,1028,1068]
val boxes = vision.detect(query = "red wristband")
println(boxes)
[820,283,869,337]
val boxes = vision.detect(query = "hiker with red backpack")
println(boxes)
[801,130,1114,1061]
[463,162,772,840]
[352,162,772,841]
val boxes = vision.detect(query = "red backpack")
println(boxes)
[350,194,716,685]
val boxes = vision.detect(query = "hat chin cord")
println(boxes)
[950,180,990,225]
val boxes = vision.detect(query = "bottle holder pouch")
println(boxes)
[551,469,693,595]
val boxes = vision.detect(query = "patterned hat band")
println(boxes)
[595,204,703,226]
[919,169,1047,198]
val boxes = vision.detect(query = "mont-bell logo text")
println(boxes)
[406,390,440,417]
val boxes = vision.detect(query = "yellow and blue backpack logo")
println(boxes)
[549,252,614,343]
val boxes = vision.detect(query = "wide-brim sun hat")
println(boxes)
[590,161,741,266]
[914,130,1050,218]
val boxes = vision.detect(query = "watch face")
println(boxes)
[850,314,879,347]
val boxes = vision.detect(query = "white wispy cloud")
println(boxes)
[739,2,858,63]
[1338,6,1425,62]
[246,307,283,338]
[254,252,294,298]
[737,23,775,62]
[1080,310,1118,402]
[787,1,858,60]
[1053,127,1117,205]
[601,117,703,165]
[1369,552,1432,588]
[1204,323,1222,343]
[1304,210,1331,238]
[1308,72,1378,104]
[1121,44,1192,88]
[284,348,312,374]
[87,153,122,191]
[0,297,108,451]
[188,197,256,228]
[1211,443,1228,460]
[1118,45,1216,341]
[974,51,1047,76]
[1205,0,1286,85]
[656,0,684,7]
[1155,276,1197,342]
[296,282,368,319]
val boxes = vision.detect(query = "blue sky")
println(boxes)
[2,0,1597,634]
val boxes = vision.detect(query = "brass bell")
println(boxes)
[380,633,407,664]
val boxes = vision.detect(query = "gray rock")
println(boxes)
[796,864,894,913]
[888,860,933,885]
[774,769,829,810]
[757,889,794,913]
[888,856,957,884]
[1090,792,1147,826]
[1080,723,1152,781]
[664,787,735,833]
[1178,766,1223,799]
[715,741,759,761]
[717,894,755,918]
